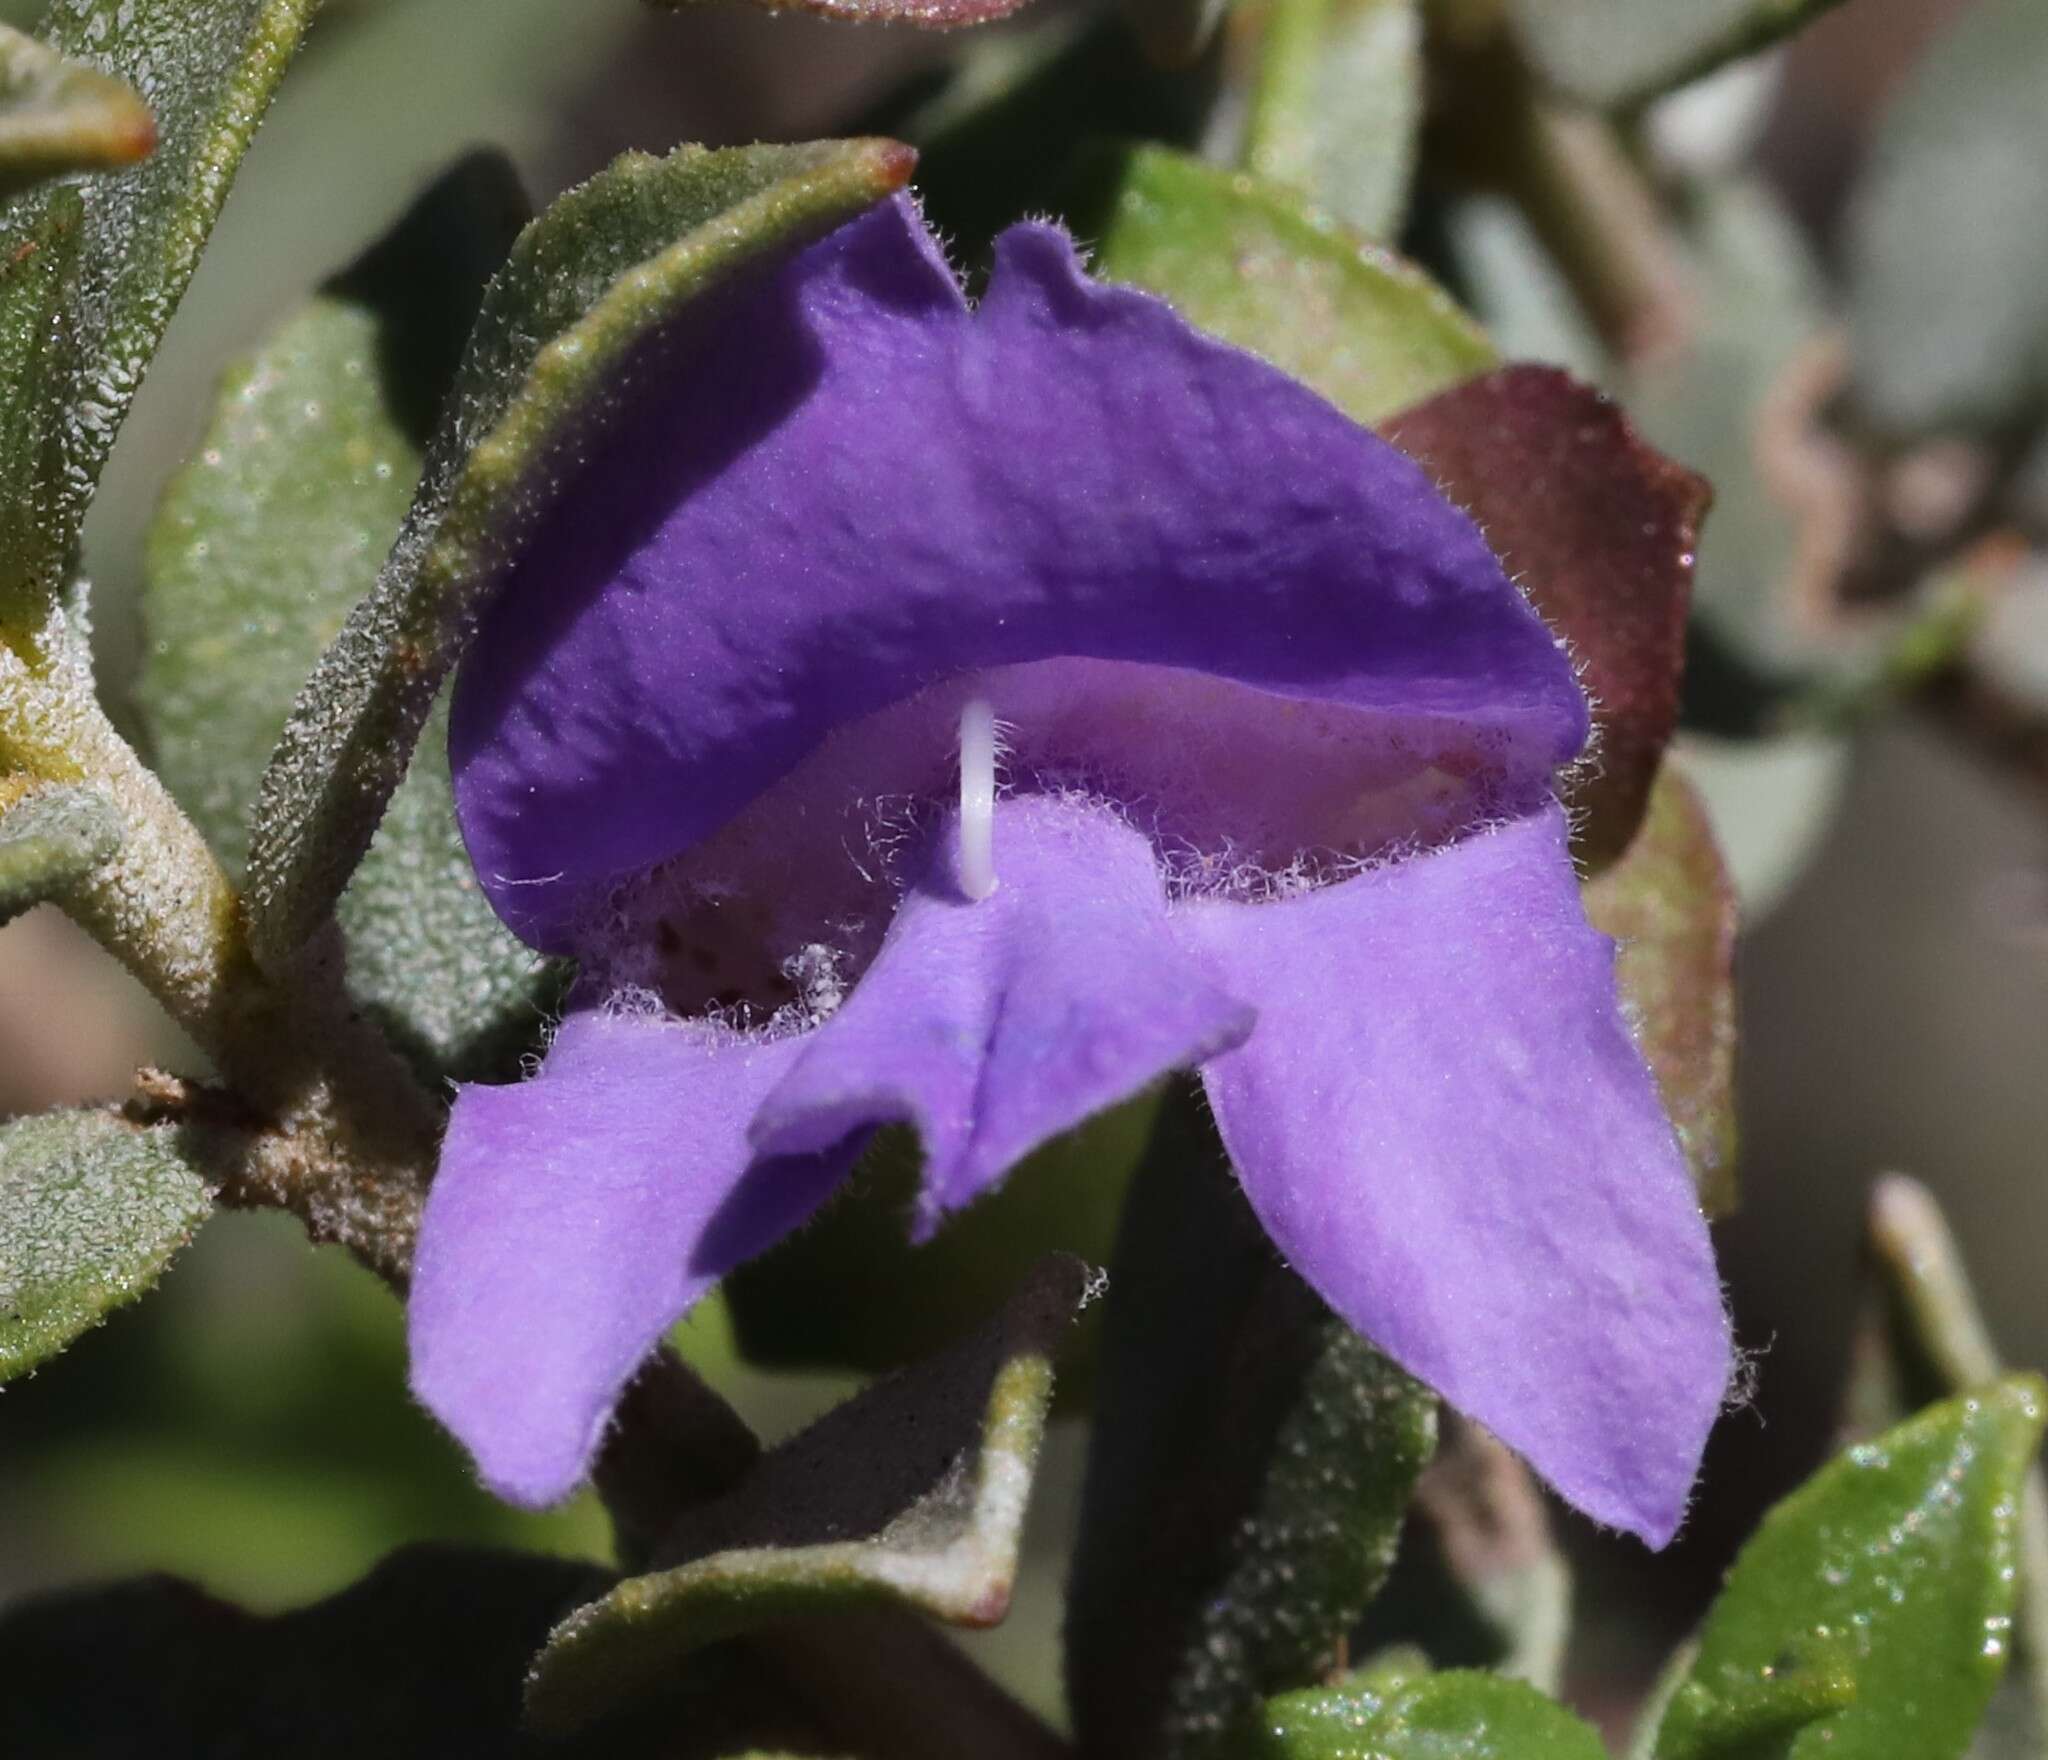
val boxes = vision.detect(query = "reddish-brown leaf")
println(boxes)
[1384,364,1709,868]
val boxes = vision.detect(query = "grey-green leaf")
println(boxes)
[1234,0,1420,241]
[2,0,320,559]
[1261,1669,1608,1759]
[141,294,418,871]
[1627,179,1849,683]
[0,780,117,923]
[1067,1096,1437,1760]
[525,1256,1086,1735]
[1071,144,1492,427]
[243,136,916,975]
[1509,0,1846,112]
[1650,1380,2048,1760]
[140,154,549,1080]
[0,1108,213,1382]
[1846,0,2048,438]
[0,22,152,199]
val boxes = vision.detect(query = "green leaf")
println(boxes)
[1846,0,2048,439]
[0,1108,212,1383]
[526,1256,1086,1735]
[140,153,550,1080]
[0,1544,857,1755]
[1067,1095,1437,1760]
[1508,0,1847,112]
[1849,1177,2048,1757]
[2,0,321,565]
[1261,1669,1608,1759]
[0,778,115,923]
[1071,144,1493,426]
[0,184,78,631]
[1581,764,1739,1213]
[243,137,916,975]
[0,22,153,199]
[1650,1380,2048,1760]
[1234,0,1419,240]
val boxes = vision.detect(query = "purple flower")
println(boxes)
[408,192,1730,1545]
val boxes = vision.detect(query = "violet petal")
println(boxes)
[1177,804,1731,1544]
[751,795,1255,1232]
[452,195,1585,952]
[408,1011,860,1506]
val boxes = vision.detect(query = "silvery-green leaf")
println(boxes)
[0,1108,212,1383]
[0,779,116,923]
[526,1257,1085,1735]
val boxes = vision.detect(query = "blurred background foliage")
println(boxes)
[3,0,2048,1738]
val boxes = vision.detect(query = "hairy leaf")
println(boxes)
[243,137,915,974]
[1067,1096,1437,1760]
[0,1544,853,1755]
[527,1257,1086,1735]
[1847,0,2048,439]
[140,153,548,1080]
[1262,1669,1607,1758]
[1582,765,1739,1213]
[0,1108,212,1383]
[0,22,152,199]
[0,778,115,923]
[0,186,78,630]
[1509,0,1846,112]
[1384,364,1708,865]
[1,0,319,562]
[1072,144,1493,425]
[1650,1381,2047,1760]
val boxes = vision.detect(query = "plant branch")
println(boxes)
[1,597,433,1280]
